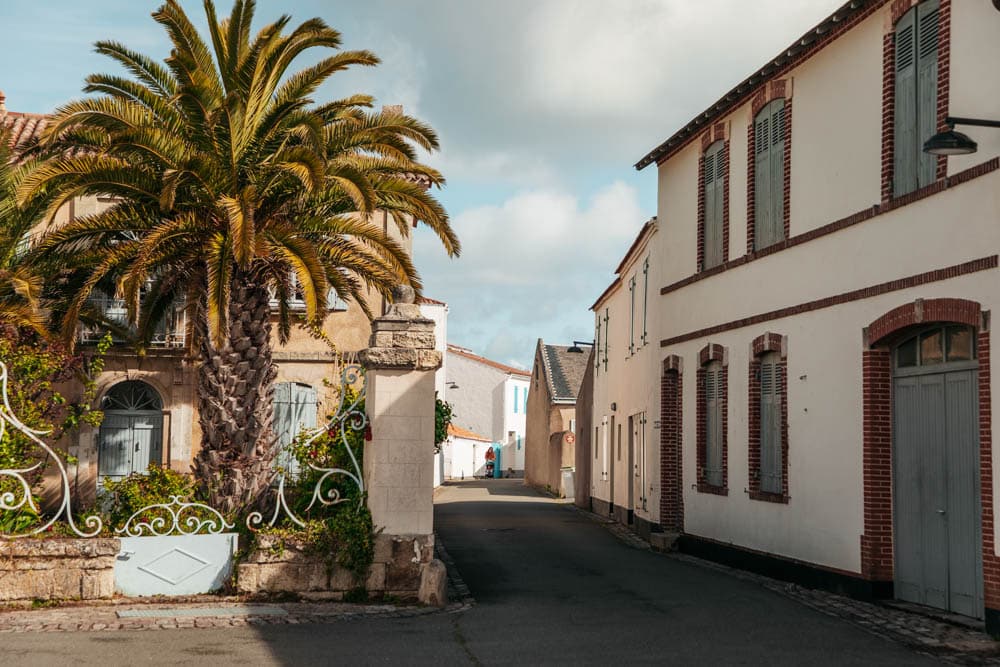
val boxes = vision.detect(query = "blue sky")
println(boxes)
[0,0,842,368]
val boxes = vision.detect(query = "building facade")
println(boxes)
[524,340,589,496]
[588,0,1000,630]
[445,345,530,476]
[1,95,438,502]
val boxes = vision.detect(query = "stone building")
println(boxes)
[524,340,589,496]
[1,93,442,503]
[587,0,1000,632]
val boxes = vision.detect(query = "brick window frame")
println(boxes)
[697,122,730,271]
[660,355,684,531]
[696,343,728,495]
[880,0,951,203]
[747,332,790,503]
[746,79,793,256]
[860,298,998,620]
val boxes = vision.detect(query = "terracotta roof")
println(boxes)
[2,110,49,153]
[447,423,492,443]
[635,0,882,170]
[417,296,447,306]
[447,344,531,378]
[536,340,589,404]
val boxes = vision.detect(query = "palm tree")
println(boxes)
[20,0,459,514]
[0,125,49,336]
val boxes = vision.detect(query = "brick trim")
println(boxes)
[698,138,730,271]
[880,0,950,202]
[660,356,684,531]
[660,256,997,347]
[748,333,790,503]
[661,157,1000,298]
[696,345,728,495]
[860,299,995,617]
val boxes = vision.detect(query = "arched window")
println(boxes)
[753,99,787,250]
[98,381,164,483]
[895,324,975,369]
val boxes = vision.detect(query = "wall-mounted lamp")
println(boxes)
[567,340,595,353]
[610,402,617,412]
[923,116,1000,156]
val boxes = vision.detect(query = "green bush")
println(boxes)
[101,464,197,529]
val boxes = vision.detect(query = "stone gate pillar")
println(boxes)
[359,286,442,536]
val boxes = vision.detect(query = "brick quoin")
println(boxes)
[748,333,789,503]
[660,355,684,532]
[696,344,728,495]
[861,298,996,621]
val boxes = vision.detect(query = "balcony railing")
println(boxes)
[78,296,187,348]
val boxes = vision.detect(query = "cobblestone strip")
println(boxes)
[434,531,475,611]
[0,600,443,634]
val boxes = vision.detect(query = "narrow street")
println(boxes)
[2,480,951,665]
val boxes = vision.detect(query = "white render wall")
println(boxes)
[590,225,662,526]
[592,0,1000,574]
[444,436,493,480]
[419,302,449,398]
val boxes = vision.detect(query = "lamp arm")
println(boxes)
[947,116,1000,129]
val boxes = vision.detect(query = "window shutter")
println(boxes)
[641,258,649,344]
[514,386,519,414]
[628,276,636,355]
[916,0,940,188]
[704,363,723,487]
[770,101,786,244]
[754,111,772,250]
[759,358,783,494]
[893,8,919,197]
[603,309,609,371]
[703,142,725,269]
[595,317,601,372]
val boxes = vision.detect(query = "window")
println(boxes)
[696,345,727,494]
[274,382,318,477]
[893,0,940,197]
[753,99,787,250]
[628,275,637,356]
[748,334,788,502]
[271,273,346,312]
[523,390,527,413]
[595,314,602,374]
[758,352,783,494]
[896,324,975,368]
[641,258,649,345]
[514,386,519,414]
[703,361,724,487]
[602,309,610,371]
[702,141,726,269]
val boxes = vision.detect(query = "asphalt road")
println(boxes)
[4,480,940,666]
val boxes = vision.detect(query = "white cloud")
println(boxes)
[415,180,646,366]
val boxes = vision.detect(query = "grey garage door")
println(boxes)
[893,325,982,618]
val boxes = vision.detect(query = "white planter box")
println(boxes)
[115,533,238,596]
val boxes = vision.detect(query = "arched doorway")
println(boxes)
[891,324,982,617]
[98,381,164,483]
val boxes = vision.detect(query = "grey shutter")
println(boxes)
[704,363,723,487]
[704,142,724,268]
[759,356,783,494]
[628,276,636,355]
[754,110,772,250]
[894,8,918,197]
[770,101,786,244]
[595,317,601,371]
[641,258,649,344]
[916,0,939,188]
[603,309,609,371]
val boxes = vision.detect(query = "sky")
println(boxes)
[0,0,844,369]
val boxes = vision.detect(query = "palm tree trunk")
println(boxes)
[192,271,278,515]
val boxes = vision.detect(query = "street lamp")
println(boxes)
[923,116,1000,156]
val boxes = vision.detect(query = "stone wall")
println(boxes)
[237,534,435,600]
[0,538,118,601]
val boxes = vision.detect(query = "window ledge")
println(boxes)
[696,483,728,496]
[748,490,789,504]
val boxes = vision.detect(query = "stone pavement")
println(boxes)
[0,597,455,634]
[576,504,1000,666]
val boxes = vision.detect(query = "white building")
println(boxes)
[587,0,1000,633]
[443,424,495,480]
[445,345,530,476]
[418,297,449,486]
